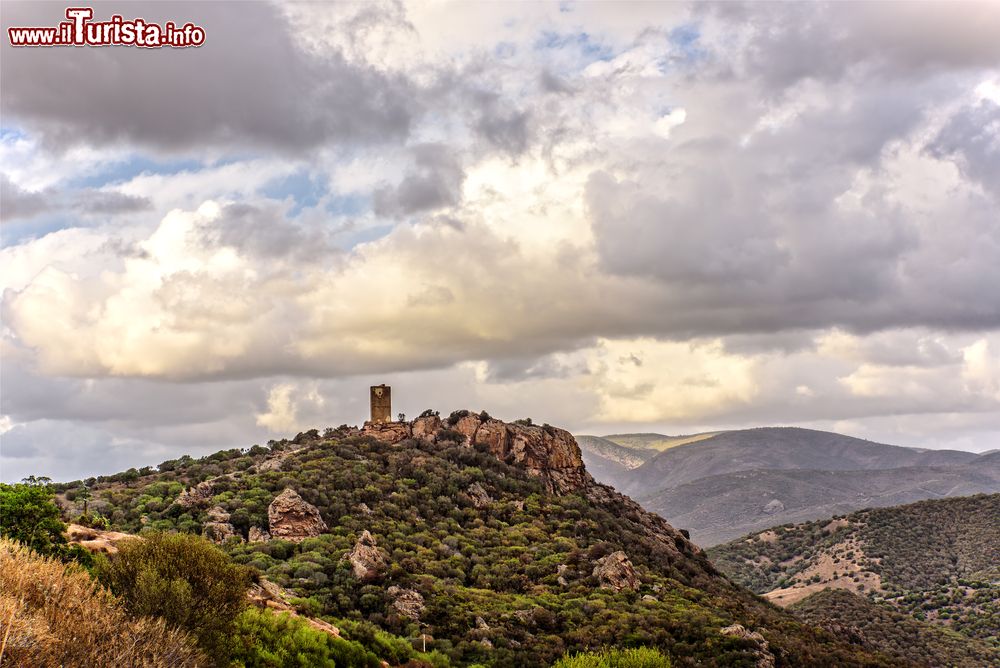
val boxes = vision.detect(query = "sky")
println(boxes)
[2,1,1000,482]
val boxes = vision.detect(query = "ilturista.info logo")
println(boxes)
[7,7,206,48]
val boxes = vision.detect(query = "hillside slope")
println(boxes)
[619,427,978,496]
[707,494,1000,653]
[790,589,997,668]
[642,461,1000,546]
[54,413,900,668]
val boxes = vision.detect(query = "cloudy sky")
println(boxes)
[2,1,1000,481]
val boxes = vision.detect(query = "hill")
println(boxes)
[789,589,998,668]
[586,427,994,546]
[600,433,721,452]
[639,461,1000,546]
[618,428,978,496]
[51,413,899,668]
[707,494,999,654]
[574,435,655,490]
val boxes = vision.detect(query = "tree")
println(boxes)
[95,531,253,663]
[0,481,87,562]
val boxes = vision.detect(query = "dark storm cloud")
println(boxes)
[0,174,49,222]
[373,143,465,217]
[0,1,413,153]
[0,173,152,223]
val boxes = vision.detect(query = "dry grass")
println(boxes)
[0,538,203,667]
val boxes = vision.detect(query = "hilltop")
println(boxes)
[707,494,999,659]
[575,428,997,545]
[52,412,899,667]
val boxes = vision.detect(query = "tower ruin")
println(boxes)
[370,385,391,424]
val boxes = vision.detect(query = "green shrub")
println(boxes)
[0,480,91,565]
[229,607,381,668]
[95,531,252,662]
[552,647,671,667]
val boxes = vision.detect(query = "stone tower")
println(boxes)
[370,385,391,424]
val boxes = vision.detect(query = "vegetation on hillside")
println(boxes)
[552,647,671,667]
[708,494,1000,648]
[0,479,92,564]
[48,430,900,667]
[790,589,998,668]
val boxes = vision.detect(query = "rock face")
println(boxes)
[361,421,412,443]
[411,415,443,443]
[387,585,425,620]
[593,550,640,591]
[344,530,387,581]
[358,411,590,494]
[720,624,775,668]
[268,489,327,542]
[203,506,241,543]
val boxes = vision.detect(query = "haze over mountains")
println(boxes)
[575,427,1000,545]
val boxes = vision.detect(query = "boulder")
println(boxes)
[719,624,775,668]
[465,482,493,508]
[268,489,327,542]
[763,499,785,514]
[387,585,425,620]
[344,530,387,581]
[203,506,241,544]
[248,526,271,543]
[556,564,569,587]
[592,550,640,591]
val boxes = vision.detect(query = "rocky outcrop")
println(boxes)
[361,421,412,443]
[593,550,640,591]
[175,480,215,508]
[65,524,138,554]
[249,578,341,638]
[556,564,569,586]
[387,585,425,620]
[720,624,775,668]
[203,506,241,543]
[465,482,493,508]
[763,499,785,514]
[268,489,327,542]
[248,526,271,543]
[344,530,387,581]
[359,412,590,494]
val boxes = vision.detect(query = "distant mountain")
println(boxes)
[574,435,655,489]
[601,432,721,452]
[640,461,1000,546]
[578,427,994,546]
[618,427,978,496]
[707,494,999,659]
[50,414,897,667]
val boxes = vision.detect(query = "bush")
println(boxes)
[0,537,202,666]
[229,607,382,668]
[552,647,671,667]
[95,531,253,662]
